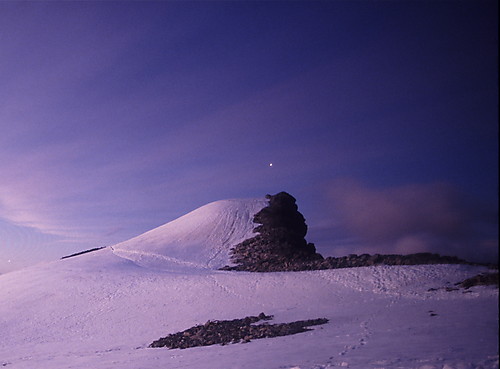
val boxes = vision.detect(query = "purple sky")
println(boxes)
[1,1,498,273]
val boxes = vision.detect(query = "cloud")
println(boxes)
[327,179,498,263]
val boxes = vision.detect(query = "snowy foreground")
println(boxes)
[0,199,498,369]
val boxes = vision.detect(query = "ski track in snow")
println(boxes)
[0,198,498,369]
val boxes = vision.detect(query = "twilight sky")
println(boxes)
[0,1,498,273]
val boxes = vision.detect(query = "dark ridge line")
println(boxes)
[61,247,106,260]
[221,251,495,273]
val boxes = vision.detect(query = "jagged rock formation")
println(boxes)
[221,192,322,272]
[221,191,476,273]
[149,313,328,349]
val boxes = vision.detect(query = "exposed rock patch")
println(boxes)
[149,313,328,349]
[427,272,498,292]
[455,272,499,289]
[224,252,473,272]
[312,252,470,270]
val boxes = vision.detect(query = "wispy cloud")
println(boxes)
[327,179,498,263]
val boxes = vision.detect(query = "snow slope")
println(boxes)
[0,199,498,369]
[111,198,268,271]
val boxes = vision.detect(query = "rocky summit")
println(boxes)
[221,191,480,273]
[221,192,323,272]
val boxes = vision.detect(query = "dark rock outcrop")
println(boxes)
[149,313,328,349]
[455,272,499,289]
[428,272,498,292]
[317,252,470,269]
[224,252,472,273]
[220,192,474,272]
[221,192,322,272]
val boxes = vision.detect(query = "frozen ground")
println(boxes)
[0,198,498,369]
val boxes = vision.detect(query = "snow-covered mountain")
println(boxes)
[112,198,268,271]
[0,198,498,369]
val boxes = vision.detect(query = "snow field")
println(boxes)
[1,250,497,369]
[0,198,498,369]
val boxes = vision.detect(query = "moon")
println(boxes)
[269,163,273,167]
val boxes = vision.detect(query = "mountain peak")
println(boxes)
[222,192,322,271]
[111,197,268,271]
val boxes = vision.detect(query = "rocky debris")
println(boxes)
[455,272,499,289]
[149,313,328,349]
[223,251,472,273]
[427,272,498,292]
[316,252,470,269]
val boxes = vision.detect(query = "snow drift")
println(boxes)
[0,197,498,369]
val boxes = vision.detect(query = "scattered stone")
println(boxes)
[427,272,499,292]
[149,313,328,349]
[455,272,499,289]
[222,249,473,273]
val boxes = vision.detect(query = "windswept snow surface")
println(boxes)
[0,199,498,369]
[112,198,269,271]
